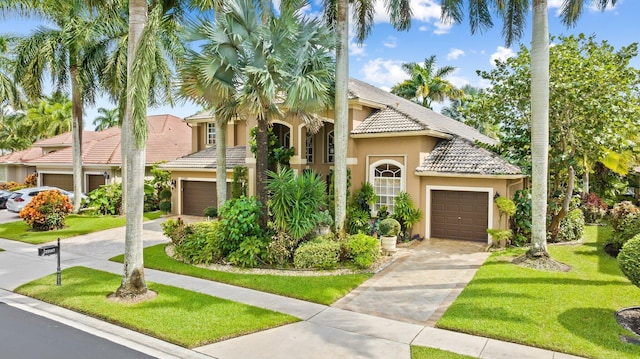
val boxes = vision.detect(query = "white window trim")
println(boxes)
[425,185,494,244]
[368,159,406,216]
[206,122,216,145]
[305,132,314,164]
[326,130,335,163]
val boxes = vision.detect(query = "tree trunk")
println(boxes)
[216,118,227,209]
[583,170,589,195]
[117,0,147,297]
[528,0,550,258]
[69,63,83,213]
[256,114,268,228]
[333,0,348,233]
[548,166,574,241]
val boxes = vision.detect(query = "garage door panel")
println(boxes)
[181,181,232,216]
[430,190,489,242]
[42,174,73,191]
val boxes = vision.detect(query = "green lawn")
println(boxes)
[437,225,640,359]
[411,346,475,359]
[0,212,162,244]
[110,243,371,305]
[15,266,298,348]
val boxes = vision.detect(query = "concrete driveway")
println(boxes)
[0,209,20,224]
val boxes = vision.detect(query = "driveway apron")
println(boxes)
[333,238,490,326]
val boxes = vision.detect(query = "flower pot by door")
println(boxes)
[381,235,397,254]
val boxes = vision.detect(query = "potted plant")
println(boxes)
[379,218,401,254]
[316,209,333,235]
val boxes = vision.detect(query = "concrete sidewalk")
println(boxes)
[0,221,584,359]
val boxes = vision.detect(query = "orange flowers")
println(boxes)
[20,190,73,231]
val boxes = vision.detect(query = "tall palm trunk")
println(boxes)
[256,113,269,227]
[528,0,550,257]
[215,119,226,208]
[117,0,147,297]
[333,0,349,232]
[69,61,83,213]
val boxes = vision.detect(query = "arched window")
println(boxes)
[306,132,314,163]
[371,161,404,214]
[327,130,334,163]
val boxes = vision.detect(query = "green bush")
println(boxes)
[203,206,218,218]
[227,235,268,268]
[379,218,401,236]
[346,207,371,235]
[84,183,122,215]
[264,231,299,267]
[345,233,380,269]
[556,209,585,242]
[159,188,172,200]
[618,234,640,288]
[293,238,341,269]
[612,214,640,249]
[511,189,532,246]
[392,191,422,241]
[581,192,608,223]
[159,200,172,214]
[231,166,248,199]
[162,219,220,264]
[217,196,264,257]
[376,205,390,220]
[610,201,639,231]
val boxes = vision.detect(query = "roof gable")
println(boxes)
[161,146,247,169]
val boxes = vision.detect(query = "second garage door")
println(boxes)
[431,190,489,242]
[41,174,73,191]
[181,180,231,216]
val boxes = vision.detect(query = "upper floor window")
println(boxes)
[206,122,216,145]
[326,130,334,163]
[371,161,404,214]
[306,132,314,163]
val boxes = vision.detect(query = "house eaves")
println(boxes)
[351,130,452,140]
[415,171,527,179]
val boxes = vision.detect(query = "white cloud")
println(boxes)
[447,48,465,60]
[361,58,408,88]
[419,25,429,32]
[383,36,397,48]
[350,42,367,56]
[433,20,452,34]
[490,46,515,66]
[370,0,448,34]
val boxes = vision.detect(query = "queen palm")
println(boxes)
[92,107,119,131]
[323,0,412,231]
[179,0,336,226]
[6,0,108,212]
[26,93,73,138]
[440,0,617,258]
[0,35,22,112]
[391,55,463,109]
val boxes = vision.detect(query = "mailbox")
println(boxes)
[38,244,59,257]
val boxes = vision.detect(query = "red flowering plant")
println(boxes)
[20,190,73,231]
[580,192,608,224]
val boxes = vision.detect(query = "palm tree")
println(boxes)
[323,0,413,232]
[440,0,617,258]
[0,35,22,112]
[92,107,119,131]
[391,55,463,109]
[6,0,108,212]
[25,93,73,138]
[441,84,481,122]
[180,0,335,227]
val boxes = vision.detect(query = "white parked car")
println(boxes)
[6,186,84,213]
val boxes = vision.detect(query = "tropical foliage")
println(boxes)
[20,189,73,231]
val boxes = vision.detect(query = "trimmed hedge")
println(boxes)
[345,233,380,269]
[293,238,341,269]
[619,234,640,288]
[556,209,585,242]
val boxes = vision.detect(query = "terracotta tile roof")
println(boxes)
[0,147,42,163]
[349,78,496,145]
[161,146,247,169]
[2,115,192,166]
[416,136,522,175]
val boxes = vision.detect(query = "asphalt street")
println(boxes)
[0,209,19,224]
[0,302,155,359]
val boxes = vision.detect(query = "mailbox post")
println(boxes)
[38,238,61,286]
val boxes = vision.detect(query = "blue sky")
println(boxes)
[1,0,638,128]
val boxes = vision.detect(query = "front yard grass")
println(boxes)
[110,243,371,305]
[411,346,475,359]
[15,266,298,348]
[436,225,640,359]
[0,212,162,244]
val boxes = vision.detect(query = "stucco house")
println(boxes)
[0,114,192,193]
[162,78,526,243]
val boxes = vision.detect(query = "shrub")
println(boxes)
[217,196,263,256]
[610,201,639,231]
[159,188,172,200]
[158,200,172,214]
[293,238,341,269]
[346,207,371,235]
[345,233,380,269]
[379,218,401,236]
[0,181,22,191]
[376,205,390,220]
[495,196,517,217]
[581,192,608,223]
[264,231,299,267]
[161,218,186,243]
[618,234,640,288]
[203,206,218,218]
[354,182,378,214]
[392,191,422,241]
[612,214,640,249]
[227,235,268,268]
[84,183,122,215]
[20,189,73,231]
[556,209,585,242]
[173,221,220,264]
[24,174,37,187]
[511,189,532,246]
[231,166,248,199]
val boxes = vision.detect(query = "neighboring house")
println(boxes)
[162,78,526,243]
[0,114,192,193]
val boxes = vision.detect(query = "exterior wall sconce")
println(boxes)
[103,171,110,180]
[493,192,501,200]
[33,170,38,177]
[171,179,177,189]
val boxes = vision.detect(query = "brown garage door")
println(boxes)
[431,190,489,241]
[41,174,73,191]
[87,174,106,193]
[182,181,218,216]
